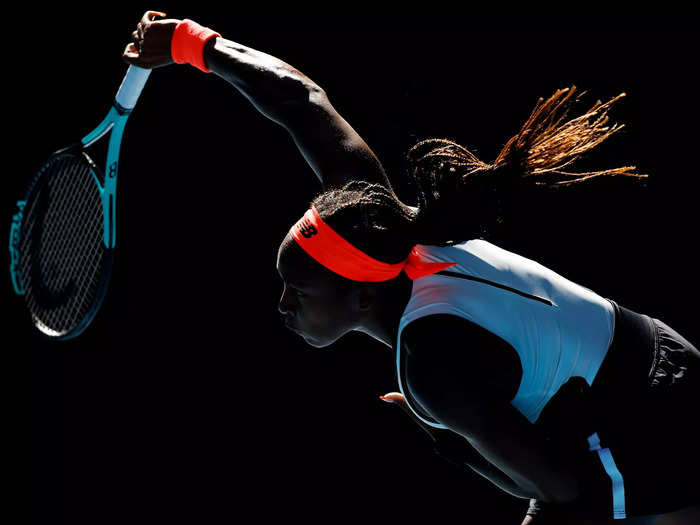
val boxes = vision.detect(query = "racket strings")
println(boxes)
[19,154,108,336]
[41,159,102,328]
[23,158,102,332]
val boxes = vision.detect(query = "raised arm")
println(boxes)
[205,39,393,192]
[123,11,393,192]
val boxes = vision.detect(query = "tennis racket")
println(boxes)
[9,65,151,340]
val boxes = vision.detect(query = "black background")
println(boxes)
[15,12,699,524]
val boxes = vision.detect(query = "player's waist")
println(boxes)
[590,299,656,397]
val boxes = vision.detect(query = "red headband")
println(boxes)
[289,206,457,282]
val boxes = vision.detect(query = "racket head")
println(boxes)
[15,145,114,340]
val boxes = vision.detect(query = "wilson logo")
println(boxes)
[298,220,318,239]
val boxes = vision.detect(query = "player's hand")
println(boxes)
[122,11,180,69]
[379,391,443,442]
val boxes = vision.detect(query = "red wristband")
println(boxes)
[171,19,221,73]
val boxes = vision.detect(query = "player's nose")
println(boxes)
[278,288,294,315]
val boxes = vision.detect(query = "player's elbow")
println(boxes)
[272,80,328,125]
[275,67,326,106]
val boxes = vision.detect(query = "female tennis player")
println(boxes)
[124,12,700,525]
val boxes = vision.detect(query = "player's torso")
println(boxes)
[395,238,616,429]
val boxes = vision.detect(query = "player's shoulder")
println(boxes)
[401,313,523,402]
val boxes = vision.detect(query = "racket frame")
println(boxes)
[9,65,151,339]
[81,105,129,249]
[82,64,151,249]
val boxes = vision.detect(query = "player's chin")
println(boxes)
[302,332,335,349]
[303,335,325,348]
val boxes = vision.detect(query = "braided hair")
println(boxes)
[310,86,647,269]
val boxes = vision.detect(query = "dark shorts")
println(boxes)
[535,300,700,520]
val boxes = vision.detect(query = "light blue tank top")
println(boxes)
[395,239,615,429]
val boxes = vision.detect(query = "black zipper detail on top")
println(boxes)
[436,270,553,306]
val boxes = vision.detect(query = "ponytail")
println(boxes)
[407,86,647,245]
[491,87,644,185]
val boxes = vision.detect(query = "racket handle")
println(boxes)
[115,65,151,112]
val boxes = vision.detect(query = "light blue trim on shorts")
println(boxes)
[588,431,626,519]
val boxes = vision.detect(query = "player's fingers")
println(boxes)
[131,30,140,49]
[380,392,413,414]
[381,392,428,422]
[138,11,167,42]
[380,392,439,440]
[122,42,140,62]
[142,10,166,25]
[380,392,406,406]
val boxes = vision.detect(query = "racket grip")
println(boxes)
[115,65,151,111]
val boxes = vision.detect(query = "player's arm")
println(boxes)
[402,314,584,504]
[204,38,392,192]
[123,11,393,193]
[431,429,536,499]
[382,391,534,499]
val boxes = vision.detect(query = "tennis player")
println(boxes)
[124,12,700,524]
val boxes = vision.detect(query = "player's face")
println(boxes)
[276,234,361,348]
